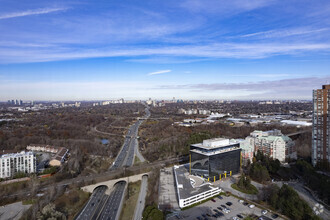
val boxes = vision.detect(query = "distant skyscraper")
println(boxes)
[312,85,330,167]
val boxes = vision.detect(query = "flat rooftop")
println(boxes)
[190,138,241,156]
[0,151,34,159]
[174,165,218,200]
[191,138,240,150]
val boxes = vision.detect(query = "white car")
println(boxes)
[239,200,244,203]
[262,210,268,215]
[248,204,255,208]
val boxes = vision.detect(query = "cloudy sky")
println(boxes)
[0,0,330,100]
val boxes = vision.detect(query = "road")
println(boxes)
[110,106,149,169]
[78,104,150,219]
[98,182,127,220]
[75,186,108,220]
[133,175,148,220]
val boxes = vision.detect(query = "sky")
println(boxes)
[0,0,330,101]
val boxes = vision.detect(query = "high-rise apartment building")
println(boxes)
[0,151,36,179]
[312,85,330,167]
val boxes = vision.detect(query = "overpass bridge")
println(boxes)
[81,172,149,195]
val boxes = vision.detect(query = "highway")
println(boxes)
[133,175,148,220]
[77,105,150,219]
[110,106,150,169]
[76,186,108,220]
[98,182,127,220]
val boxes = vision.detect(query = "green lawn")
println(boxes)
[231,183,258,195]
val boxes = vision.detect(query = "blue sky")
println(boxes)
[0,0,330,100]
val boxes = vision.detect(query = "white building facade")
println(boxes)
[0,151,36,179]
[241,130,296,163]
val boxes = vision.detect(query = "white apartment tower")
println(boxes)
[0,151,36,179]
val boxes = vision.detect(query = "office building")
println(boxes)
[312,85,330,167]
[0,151,36,179]
[190,138,241,179]
[173,165,221,208]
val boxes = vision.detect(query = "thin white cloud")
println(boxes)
[0,7,68,20]
[240,28,329,39]
[1,42,330,63]
[148,70,172,75]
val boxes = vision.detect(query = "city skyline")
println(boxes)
[1,0,330,100]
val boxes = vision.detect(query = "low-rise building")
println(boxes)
[27,144,69,166]
[0,151,36,179]
[173,165,221,208]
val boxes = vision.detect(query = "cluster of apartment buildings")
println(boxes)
[178,108,212,115]
[0,144,69,179]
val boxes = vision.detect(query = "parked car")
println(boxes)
[262,210,268,215]
[271,214,279,219]
[237,214,243,219]
[226,202,233,206]
[243,202,249,206]
[217,206,223,211]
[248,204,255,208]
[218,196,223,199]
[211,199,216,202]
[238,200,244,203]
[221,204,227,208]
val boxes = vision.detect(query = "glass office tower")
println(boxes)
[190,138,241,178]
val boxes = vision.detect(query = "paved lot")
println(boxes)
[0,201,31,220]
[159,167,180,211]
[169,195,284,220]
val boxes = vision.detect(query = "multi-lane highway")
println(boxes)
[76,185,108,220]
[110,106,149,169]
[76,105,150,220]
[98,181,127,220]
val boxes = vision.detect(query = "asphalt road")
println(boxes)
[79,105,149,219]
[133,175,148,220]
[76,185,108,220]
[98,182,127,220]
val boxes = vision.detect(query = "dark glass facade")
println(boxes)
[190,145,241,178]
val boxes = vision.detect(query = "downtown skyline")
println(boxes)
[0,0,330,101]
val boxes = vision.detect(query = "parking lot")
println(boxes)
[169,194,283,220]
